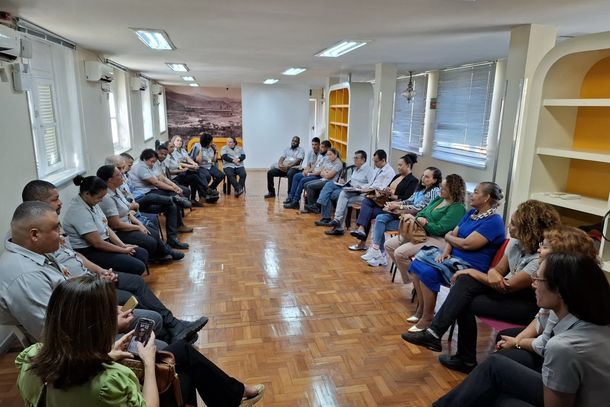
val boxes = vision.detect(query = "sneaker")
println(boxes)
[315,218,332,226]
[264,192,276,199]
[361,247,381,261]
[439,354,477,374]
[401,329,442,352]
[328,219,340,228]
[367,254,388,267]
[325,229,345,236]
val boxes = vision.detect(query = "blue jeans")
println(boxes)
[317,182,342,218]
[289,173,320,201]
[372,212,400,250]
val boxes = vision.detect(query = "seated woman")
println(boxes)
[62,175,149,276]
[362,167,442,267]
[349,154,420,250]
[166,139,212,205]
[16,275,265,407]
[191,132,224,193]
[402,199,560,373]
[129,149,192,250]
[495,225,599,372]
[96,165,184,263]
[384,173,466,285]
[433,252,610,407]
[221,136,247,197]
[403,182,506,333]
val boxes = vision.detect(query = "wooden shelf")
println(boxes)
[537,147,610,163]
[530,192,609,216]
[328,138,347,146]
[543,98,610,107]
[330,121,348,127]
[330,104,349,108]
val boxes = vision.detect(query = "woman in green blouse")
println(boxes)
[384,174,467,313]
[16,275,265,407]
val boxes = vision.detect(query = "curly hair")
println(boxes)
[543,225,599,263]
[444,174,466,204]
[510,200,561,254]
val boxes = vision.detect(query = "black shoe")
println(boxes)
[350,230,367,241]
[283,200,299,209]
[205,194,220,203]
[170,250,185,260]
[190,199,204,208]
[172,196,192,209]
[209,188,220,196]
[315,218,332,226]
[439,354,477,373]
[305,204,320,214]
[168,238,189,250]
[283,198,292,204]
[325,228,345,236]
[328,219,340,228]
[401,329,442,352]
[235,187,245,197]
[169,316,209,342]
[264,192,276,199]
[149,254,173,264]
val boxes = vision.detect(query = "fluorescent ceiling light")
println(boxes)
[131,28,175,50]
[316,41,367,57]
[282,68,307,76]
[166,63,189,72]
[181,76,196,81]
[263,79,279,85]
[189,83,199,87]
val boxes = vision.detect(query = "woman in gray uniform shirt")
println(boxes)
[62,175,148,275]
[221,136,247,196]
[191,133,224,192]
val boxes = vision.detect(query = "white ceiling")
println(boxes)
[3,0,610,87]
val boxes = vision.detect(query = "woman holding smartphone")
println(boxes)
[16,275,265,407]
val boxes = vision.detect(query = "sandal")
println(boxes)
[240,384,265,406]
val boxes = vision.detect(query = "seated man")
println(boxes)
[129,149,192,249]
[314,149,374,226]
[283,140,331,209]
[0,202,166,344]
[264,136,305,198]
[324,149,395,237]
[301,147,344,213]
[20,180,206,343]
[282,137,320,203]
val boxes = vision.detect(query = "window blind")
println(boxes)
[391,74,428,154]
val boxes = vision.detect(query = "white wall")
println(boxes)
[241,84,310,169]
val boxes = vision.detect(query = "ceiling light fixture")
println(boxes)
[282,68,307,76]
[131,28,176,50]
[263,79,279,85]
[181,76,196,82]
[189,83,199,87]
[401,71,416,103]
[166,63,189,72]
[316,41,367,58]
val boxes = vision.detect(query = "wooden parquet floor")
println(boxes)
[0,170,497,406]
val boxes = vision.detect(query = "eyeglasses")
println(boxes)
[531,271,547,283]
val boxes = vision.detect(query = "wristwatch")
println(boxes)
[515,340,522,349]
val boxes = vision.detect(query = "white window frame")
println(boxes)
[141,78,154,141]
[432,62,496,168]
[108,69,132,153]
[391,73,428,154]
[24,30,85,185]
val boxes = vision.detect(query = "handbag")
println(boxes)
[366,190,391,207]
[399,214,427,244]
[120,351,184,406]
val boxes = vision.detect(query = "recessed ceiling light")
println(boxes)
[166,63,189,72]
[263,79,279,85]
[131,28,176,50]
[282,68,307,76]
[181,76,196,82]
[189,83,199,87]
[316,41,367,58]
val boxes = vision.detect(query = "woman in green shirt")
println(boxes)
[16,275,265,407]
[384,174,467,314]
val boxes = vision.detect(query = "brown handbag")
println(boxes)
[398,214,428,244]
[120,351,184,406]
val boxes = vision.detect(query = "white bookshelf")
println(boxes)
[536,147,610,164]
[543,98,610,107]
[530,193,609,217]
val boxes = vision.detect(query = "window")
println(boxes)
[24,29,85,183]
[432,62,496,168]
[108,69,131,153]
[157,86,167,134]
[391,74,428,154]
[141,79,154,141]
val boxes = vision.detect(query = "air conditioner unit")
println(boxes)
[0,24,32,61]
[151,83,163,95]
[130,77,147,91]
[84,61,114,82]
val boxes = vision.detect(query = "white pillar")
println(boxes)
[372,63,397,155]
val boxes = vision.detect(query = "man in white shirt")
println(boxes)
[324,150,395,239]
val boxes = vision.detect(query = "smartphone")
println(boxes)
[120,296,139,313]
[127,318,155,355]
